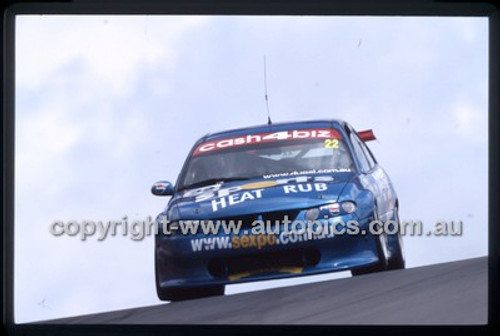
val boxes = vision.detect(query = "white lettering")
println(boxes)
[212,197,227,211]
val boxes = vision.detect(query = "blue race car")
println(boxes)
[152,119,405,300]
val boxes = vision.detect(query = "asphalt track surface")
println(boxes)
[44,257,487,324]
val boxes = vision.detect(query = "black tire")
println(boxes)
[351,206,389,276]
[386,206,406,270]
[155,248,224,301]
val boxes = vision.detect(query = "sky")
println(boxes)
[14,15,488,323]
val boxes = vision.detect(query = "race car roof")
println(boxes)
[199,119,347,143]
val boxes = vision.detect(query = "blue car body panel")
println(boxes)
[155,119,398,289]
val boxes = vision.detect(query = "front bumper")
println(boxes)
[156,214,380,289]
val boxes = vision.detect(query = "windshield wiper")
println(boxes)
[179,177,250,192]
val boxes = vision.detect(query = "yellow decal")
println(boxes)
[324,138,339,149]
[229,272,252,281]
[279,266,303,274]
[232,234,277,250]
[241,180,278,190]
[228,267,304,281]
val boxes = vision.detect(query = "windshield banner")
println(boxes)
[192,128,342,156]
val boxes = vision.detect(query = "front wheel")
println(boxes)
[386,206,406,270]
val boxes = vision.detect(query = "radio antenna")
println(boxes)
[263,56,272,125]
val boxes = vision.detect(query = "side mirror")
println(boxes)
[151,181,174,196]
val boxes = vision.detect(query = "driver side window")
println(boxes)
[355,133,376,169]
[349,131,371,173]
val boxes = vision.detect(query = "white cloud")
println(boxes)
[452,102,485,138]
[16,15,207,94]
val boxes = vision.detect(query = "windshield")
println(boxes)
[179,129,355,190]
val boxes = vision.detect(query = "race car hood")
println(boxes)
[169,173,355,220]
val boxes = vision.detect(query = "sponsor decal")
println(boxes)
[282,183,328,194]
[232,233,277,250]
[192,128,342,156]
[190,227,337,252]
[211,176,334,212]
[211,189,264,212]
[182,176,335,211]
[262,168,351,179]
[182,176,336,212]
[190,236,232,251]
[182,183,223,199]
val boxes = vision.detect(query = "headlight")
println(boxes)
[341,201,356,214]
[305,208,320,221]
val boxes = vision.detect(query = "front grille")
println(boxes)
[217,209,300,229]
